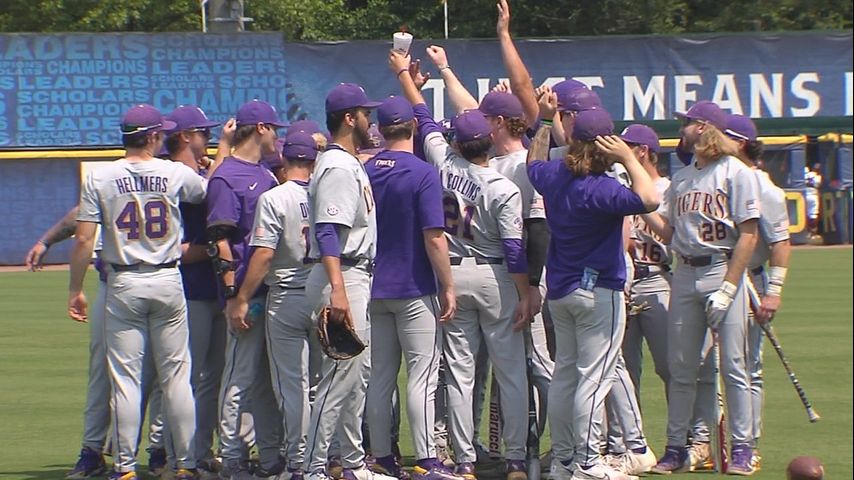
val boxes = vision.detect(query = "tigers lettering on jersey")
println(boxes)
[675,191,727,219]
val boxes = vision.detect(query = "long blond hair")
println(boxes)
[694,124,739,162]
[564,140,612,176]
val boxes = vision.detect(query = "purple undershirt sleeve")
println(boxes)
[315,222,342,258]
[502,238,528,274]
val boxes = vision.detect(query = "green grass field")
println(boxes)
[0,247,851,479]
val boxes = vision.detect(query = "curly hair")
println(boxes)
[505,117,528,139]
[564,140,612,176]
[694,124,739,162]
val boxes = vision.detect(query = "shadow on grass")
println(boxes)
[0,466,73,480]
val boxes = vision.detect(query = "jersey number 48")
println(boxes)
[115,200,168,240]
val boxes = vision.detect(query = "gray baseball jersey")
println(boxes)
[308,147,376,261]
[423,132,524,259]
[748,169,790,269]
[489,149,545,220]
[250,180,312,288]
[631,177,673,267]
[79,159,206,265]
[663,155,761,257]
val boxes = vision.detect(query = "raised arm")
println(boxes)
[496,0,538,127]
[526,88,557,166]
[425,45,478,113]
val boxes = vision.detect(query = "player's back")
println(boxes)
[439,154,523,259]
[489,149,544,219]
[254,180,312,288]
[81,158,205,266]
[366,149,444,299]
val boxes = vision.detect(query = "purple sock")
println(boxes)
[632,446,647,454]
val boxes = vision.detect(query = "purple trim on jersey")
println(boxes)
[315,222,341,258]
[206,156,278,300]
[413,103,444,141]
[502,238,528,274]
[180,201,217,300]
[366,149,445,299]
[528,159,647,299]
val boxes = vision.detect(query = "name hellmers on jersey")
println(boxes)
[115,175,169,195]
[444,171,481,202]
[676,191,727,218]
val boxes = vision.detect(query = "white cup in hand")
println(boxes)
[393,32,413,55]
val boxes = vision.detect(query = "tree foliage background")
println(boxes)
[0,0,851,38]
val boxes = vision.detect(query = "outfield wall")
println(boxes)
[0,32,852,264]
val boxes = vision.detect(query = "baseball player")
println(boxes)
[640,101,760,475]
[526,94,659,480]
[159,105,226,475]
[301,82,389,480]
[725,114,792,471]
[26,208,110,479]
[67,104,205,480]
[208,99,287,479]
[362,94,458,480]
[393,49,532,480]
[224,130,322,480]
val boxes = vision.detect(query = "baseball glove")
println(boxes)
[317,306,366,361]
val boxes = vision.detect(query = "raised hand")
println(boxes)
[426,45,449,68]
[388,49,411,74]
[497,0,511,37]
[408,58,431,90]
[492,79,512,94]
[594,135,635,163]
[536,86,558,120]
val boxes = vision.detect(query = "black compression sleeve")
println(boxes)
[525,218,550,286]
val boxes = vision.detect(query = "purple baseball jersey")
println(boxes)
[365,149,445,299]
[206,156,279,298]
[180,200,217,300]
[528,159,647,299]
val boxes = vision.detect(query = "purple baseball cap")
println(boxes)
[558,87,602,113]
[552,79,587,97]
[260,138,286,171]
[236,100,289,128]
[289,119,324,135]
[620,124,660,153]
[453,110,492,143]
[377,96,415,127]
[571,109,614,142]
[282,131,319,161]
[326,83,381,113]
[725,114,758,142]
[675,100,727,131]
[121,104,176,135]
[479,91,524,119]
[166,105,220,133]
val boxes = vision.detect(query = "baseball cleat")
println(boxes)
[220,459,254,480]
[175,469,200,480]
[370,455,410,480]
[253,458,286,479]
[505,460,527,480]
[198,458,223,479]
[342,466,397,480]
[473,443,491,464]
[726,444,755,476]
[411,461,461,480]
[750,451,761,472]
[306,470,332,480]
[149,447,168,477]
[66,446,107,479]
[650,446,689,475]
[328,457,344,480]
[107,471,138,480]
[687,441,714,471]
[605,448,656,475]
[454,462,476,480]
[539,451,552,474]
[435,446,454,468]
[569,463,638,480]
[547,458,574,480]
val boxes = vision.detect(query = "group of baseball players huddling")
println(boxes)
[26,2,792,480]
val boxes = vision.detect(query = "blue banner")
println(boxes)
[0,31,851,148]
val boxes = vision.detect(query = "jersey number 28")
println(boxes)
[700,221,727,242]
[115,200,168,240]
